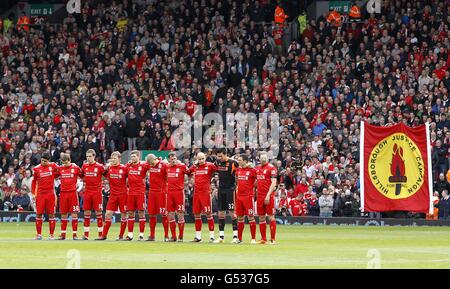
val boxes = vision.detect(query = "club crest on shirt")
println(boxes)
[119,169,123,174]
[159,164,162,168]
[138,166,142,171]
[264,170,267,174]
[49,167,53,171]
[246,171,250,176]
[176,168,180,173]
[94,168,98,172]
[71,169,75,173]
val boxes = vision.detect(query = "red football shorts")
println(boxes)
[256,196,275,216]
[127,194,146,211]
[106,194,127,213]
[36,193,56,215]
[167,190,185,213]
[83,193,103,211]
[235,195,255,216]
[193,193,212,215]
[148,190,166,215]
[59,192,80,214]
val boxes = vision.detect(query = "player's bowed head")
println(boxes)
[259,152,269,165]
[196,152,206,166]
[60,152,72,167]
[237,154,250,168]
[129,150,141,164]
[108,151,121,167]
[146,153,157,166]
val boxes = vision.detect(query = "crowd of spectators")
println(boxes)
[0,0,448,218]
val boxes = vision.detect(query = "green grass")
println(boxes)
[1,223,450,268]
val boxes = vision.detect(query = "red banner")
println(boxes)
[360,122,433,213]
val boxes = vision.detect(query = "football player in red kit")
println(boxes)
[166,152,189,242]
[32,152,59,240]
[235,154,258,244]
[255,152,278,244]
[126,150,150,241]
[58,153,82,240]
[97,151,128,240]
[146,153,169,241]
[189,152,218,242]
[81,149,105,240]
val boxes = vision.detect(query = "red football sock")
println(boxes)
[270,219,277,241]
[35,217,42,235]
[149,216,157,238]
[49,218,56,236]
[61,218,68,238]
[249,220,256,240]
[207,217,215,232]
[178,219,185,240]
[84,216,90,238]
[72,218,78,236]
[103,219,112,238]
[96,213,103,237]
[238,221,244,241]
[119,218,127,238]
[162,215,169,238]
[139,218,146,234]
[169,220,176,239]
[128,218,135,234]
[195,217,202,232]
[259,221,267,241]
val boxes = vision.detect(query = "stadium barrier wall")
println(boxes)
[1,212,450,227]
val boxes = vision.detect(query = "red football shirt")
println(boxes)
[32,162,59,195]
[127,161,150,195]
[189,162,217,195]
[236,167,257,197]
[289,199,303,216]
[105,164,128,196]
[186,100,197,117]
[81,162,105,195]
[148,160,167,192]
[256,163,277,199]
[167,163,188,191]
[59,163,81,193]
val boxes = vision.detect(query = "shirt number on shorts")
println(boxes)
[177,205,184,212]
[159,207,166,214]
[73,205,80,212]
[204,206,211,213]
[228,203,234,210]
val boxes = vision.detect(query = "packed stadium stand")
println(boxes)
[0,0,448,218]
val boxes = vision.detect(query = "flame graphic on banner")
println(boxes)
[389,143,407,195]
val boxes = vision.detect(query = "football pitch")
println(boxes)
[1,223,450,269]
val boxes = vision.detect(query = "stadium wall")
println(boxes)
[1,212,450,227]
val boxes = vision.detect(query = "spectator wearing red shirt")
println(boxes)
[292,176,309,198]
[289,194,306,216]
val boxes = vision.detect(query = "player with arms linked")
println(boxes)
[97,151,129,240]
[166,152,189,242]
[58,153,82,240]
[146,153,169,241]
[125,150,150,241]
[81,149,106,240]
[255,152,278,244]
[235,154,258,244]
